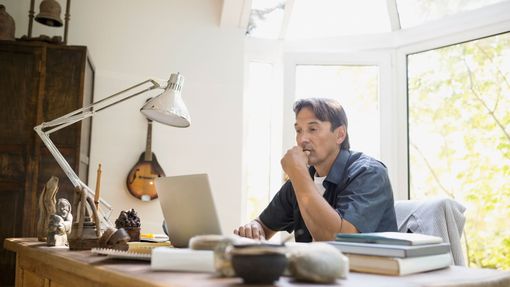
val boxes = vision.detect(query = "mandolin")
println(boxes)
[126,119,166,201]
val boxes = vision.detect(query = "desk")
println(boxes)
[4,238,510,287]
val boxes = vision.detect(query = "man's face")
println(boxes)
[294,107,344,167]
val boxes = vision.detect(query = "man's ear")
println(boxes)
[335,125,347,145]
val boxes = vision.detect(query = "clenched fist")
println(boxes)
[281,146,310,178]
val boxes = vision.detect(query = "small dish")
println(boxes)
[230,244,288,284]
[231,253,287,284]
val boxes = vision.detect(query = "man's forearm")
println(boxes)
[289,171,344,241]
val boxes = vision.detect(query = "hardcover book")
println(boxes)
[328,241,450,258]
[336,232,443,246]
[346,252,452,276]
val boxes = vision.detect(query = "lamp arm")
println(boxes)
[40,79,161,131]
[34,79,163,227]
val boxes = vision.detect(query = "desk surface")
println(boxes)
[4,238,510,287]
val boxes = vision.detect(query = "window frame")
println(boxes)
[242,38,285,222]
[283,51,396,190]
[396,1,510,199]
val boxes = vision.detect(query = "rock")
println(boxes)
[287,242,349,283]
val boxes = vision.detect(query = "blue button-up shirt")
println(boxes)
[259,149,397,242]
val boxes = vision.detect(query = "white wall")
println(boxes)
[6,0,245,234]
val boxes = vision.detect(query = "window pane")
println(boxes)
[244,62,274,220]
[246,0,286,39]
[286,0,391,39]
[408,33,510,270]
[397,0,510,28]
[295,65,380,159]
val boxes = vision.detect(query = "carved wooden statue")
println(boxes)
[37,176,59,241]
[47,214,67,246]
[46,198,73,246]
[56,198,73,236]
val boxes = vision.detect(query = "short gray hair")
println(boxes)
[293,98,350,150]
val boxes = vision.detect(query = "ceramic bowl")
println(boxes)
[231,245,288,284]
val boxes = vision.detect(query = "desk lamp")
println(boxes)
[34,73,191,230]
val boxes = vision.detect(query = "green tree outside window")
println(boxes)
[408,32,510,270]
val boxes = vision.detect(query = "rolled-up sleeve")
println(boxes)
[335,159,394,233]
[259,181,295,233]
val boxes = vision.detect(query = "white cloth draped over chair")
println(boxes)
[394,197,466,266]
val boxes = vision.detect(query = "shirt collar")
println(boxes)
[308,149,350,186]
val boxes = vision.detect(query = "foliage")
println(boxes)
[408,32,510,270]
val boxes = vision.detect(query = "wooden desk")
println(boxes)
[5,238,510,287]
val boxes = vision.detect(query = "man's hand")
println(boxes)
[234,220,266,240]
[281,146,309,178]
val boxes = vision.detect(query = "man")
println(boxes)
[234,98,397,242]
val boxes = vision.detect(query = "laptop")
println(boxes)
[155,173,222,248]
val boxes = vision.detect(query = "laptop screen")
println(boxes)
[155,174,222,248]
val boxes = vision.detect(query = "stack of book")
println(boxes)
[328,232,452,276]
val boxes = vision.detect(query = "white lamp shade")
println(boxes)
[140,73,191,127]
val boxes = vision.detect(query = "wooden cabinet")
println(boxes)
[0,40,94,286]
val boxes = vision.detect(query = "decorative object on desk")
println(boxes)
[34,73,191,234]
[98,227,130,251]
[47,214,67,246]
[0,5,15,41]
[115,209,141,241]
[211,235,258,277]
[22,0,71,44]
[126,116,166,202]
[37,176,59,242]
[346,252,451,276]
[230,243,288,284]
[286,242,348,283]
[56,198,73,236]
[68,186,102,250]
[336,232,443,246]
[214,237,237,277]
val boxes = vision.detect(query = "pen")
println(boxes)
[141,233,168,239]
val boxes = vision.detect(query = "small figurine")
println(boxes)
[47,214,67,246]
[56,198,73,236]
[115,209,141,241]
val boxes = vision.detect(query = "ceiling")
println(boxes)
[222,0,510,40]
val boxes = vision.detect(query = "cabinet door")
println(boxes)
[38,46,90,207]
[0,43,43,287]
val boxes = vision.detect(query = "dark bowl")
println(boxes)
[231,253,288,284]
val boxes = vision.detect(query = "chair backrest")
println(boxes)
[394,197,466,266]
